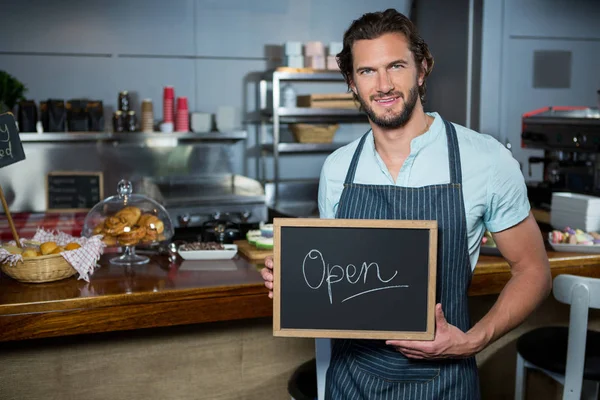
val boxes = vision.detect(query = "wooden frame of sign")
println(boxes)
[273,218,437,340]
[46,171,104,213]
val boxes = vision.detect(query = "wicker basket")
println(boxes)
[1,254,77,283]
[290,123,339,143]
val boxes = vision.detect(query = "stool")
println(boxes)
[515,274,600,399]
[288,358,317,400]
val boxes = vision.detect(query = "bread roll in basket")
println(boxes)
[1,232,103,283]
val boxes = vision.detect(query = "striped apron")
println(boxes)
[325,119,480,399]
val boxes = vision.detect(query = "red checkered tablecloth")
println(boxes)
[0,212,88,242]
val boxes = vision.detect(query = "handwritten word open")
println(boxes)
[0,123,13,160]
[302,249,408,304]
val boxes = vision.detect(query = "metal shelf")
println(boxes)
[258,68,361,204]
[275,107,363,117]
[264,69,345,82]
[18,131,248,143]
[262,142,348,154]
[260,107,367,123]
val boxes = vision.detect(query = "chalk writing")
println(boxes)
[0,124,13,159]
[302,249,408,304]
[47,173,103,210]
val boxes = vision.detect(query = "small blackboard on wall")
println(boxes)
[0,112,26,168]
[46,171,104,212]
[273,218,437,340]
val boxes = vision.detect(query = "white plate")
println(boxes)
[178,244,238,260]
[549,243,600,254]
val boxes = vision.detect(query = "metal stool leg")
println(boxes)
[515,353,527,400]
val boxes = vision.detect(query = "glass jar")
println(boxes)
[82,179,174,265]
[281,84,296,108]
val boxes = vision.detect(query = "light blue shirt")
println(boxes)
[318,112,530,271]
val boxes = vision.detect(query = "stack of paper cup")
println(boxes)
[284,41,304,68]
[304,41,326,69]
[175,96,189,132]
[163,86,174,123]
[327,42,343,70]
[141,99,154,133]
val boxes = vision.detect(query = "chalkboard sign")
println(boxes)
[46,171,104,212]
[0,112,26,168]
[273,218,437,340]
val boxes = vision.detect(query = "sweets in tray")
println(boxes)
[547,227,600,254]
[246,223,274,250]
[481,227,600,255]
[548,227,600,245]
[177,241,238,260]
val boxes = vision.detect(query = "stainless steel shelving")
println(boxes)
[261,142,348,154]
[18,131,248,143]
[261,70,350,82]
[258,69,367,205]
[261,107,366,124]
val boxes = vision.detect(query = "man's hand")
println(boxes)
[385,304,481,359]
[260,256,274,299]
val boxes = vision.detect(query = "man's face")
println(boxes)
[350,33,423,129]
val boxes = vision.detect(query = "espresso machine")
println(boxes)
[521,106,600,209]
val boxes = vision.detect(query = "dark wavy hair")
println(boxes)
[337,9,434,103]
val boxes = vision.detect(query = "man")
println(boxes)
[262,8,551,399]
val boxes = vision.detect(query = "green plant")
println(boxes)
[0,71,27,114]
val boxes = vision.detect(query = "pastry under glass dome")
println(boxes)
[82,179,174,265]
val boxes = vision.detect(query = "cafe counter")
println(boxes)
[1,249,599,400]
[1,249,599,342]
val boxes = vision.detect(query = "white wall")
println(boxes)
[480,0,600,182]
[0,0,409,181]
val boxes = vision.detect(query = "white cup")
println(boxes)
[160,122,174,133]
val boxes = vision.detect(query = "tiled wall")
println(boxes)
[0,0,408,180]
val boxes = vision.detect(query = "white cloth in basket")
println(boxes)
[0,228,105,282]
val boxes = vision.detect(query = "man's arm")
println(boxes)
[466,212,552,353]
[386,212,552,359]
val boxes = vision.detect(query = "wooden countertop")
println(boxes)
[1,249,600,342]
[0,254,271,342]
[470,251,600,295]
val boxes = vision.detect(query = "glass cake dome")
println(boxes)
[82,179,174,265]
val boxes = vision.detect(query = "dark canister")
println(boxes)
[17,100,38,133]
[86,100,104,132]
[126,110,137,132]
[118,91,130,112]
[113,110,125,132]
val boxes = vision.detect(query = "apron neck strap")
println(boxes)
[444,119,462,185]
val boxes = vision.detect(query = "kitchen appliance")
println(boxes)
[201,219,241,244]
[521,106,600,208]
[136,174,267,242]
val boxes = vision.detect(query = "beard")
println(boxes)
[356,82,420,129]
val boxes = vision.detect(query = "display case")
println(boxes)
[82,179,174,265]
